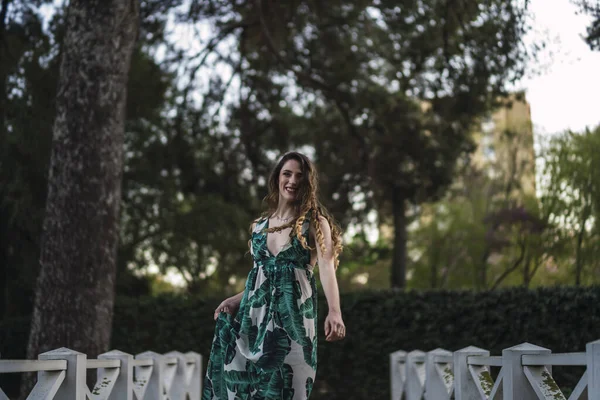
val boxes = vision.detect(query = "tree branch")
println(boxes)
[181,21,248,103]
[528,254,545,284]
[491,239,527,290]
[121,227,166,254]
[254,0,332,93]
[253,0,371,170]
[209,61,243,120]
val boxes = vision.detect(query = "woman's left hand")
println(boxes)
[324,311,346,342]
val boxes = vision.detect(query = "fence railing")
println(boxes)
[390,339,600,400]
[0,347,203,400]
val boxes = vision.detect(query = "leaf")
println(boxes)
[256,327,291,371]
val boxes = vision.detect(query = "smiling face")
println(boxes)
[264,152,316,212]
[278,159,303,202]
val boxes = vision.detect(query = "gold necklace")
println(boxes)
[273,215,294,223]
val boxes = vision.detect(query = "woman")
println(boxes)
[202,152,346,400]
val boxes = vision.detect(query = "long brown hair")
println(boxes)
[255,151,343,268]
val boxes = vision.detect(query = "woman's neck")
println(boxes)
[272,203,297,220]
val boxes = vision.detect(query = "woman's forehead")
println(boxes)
[281,159,302,172]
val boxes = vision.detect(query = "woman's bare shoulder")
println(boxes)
[309,214,332,236]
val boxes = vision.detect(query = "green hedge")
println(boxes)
[3,287,600,399]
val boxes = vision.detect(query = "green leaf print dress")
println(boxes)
[202,215,318,400]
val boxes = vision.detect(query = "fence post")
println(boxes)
[502,342,550,400]
[425,348,453,400]
[136,351,164,400]
[39,347,86,400]
[390,350,406,400]
[186,351,203,400]
[99,350,133,400]
[406,350,426,400]
[165,351,188,400]
[453,346,490,400]
[588,339,600,400]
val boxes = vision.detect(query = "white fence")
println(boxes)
[390,339,600,400]
[0,347,202,400]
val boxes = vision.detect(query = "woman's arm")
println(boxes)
[312,216,345,341]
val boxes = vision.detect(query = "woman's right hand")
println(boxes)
[213,296,241,320]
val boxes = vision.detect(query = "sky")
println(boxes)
[520,0,600,136]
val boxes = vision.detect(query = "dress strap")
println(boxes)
[252,217,268,234]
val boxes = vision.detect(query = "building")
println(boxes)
[470,93,536,199]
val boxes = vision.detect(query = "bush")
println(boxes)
[3,287,600,399]
[0,316,30,396]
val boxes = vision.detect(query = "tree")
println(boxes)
[538,127,600,285]
[482,204,547,289]
[24,0,139,393]
[0,0,265,302]
[118,58,268,294]
[407,124,600,291]
[0,0,194,316]
[0,0,60,322]
[574,0,600,50]
[408,174,490,290]
[2,0,539,298]
[407,99,551,291]
[186,0,535,289]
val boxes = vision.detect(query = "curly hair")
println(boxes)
[252,151,343,268]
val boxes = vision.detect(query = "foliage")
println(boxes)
[406,125,600,291]
[336,233,393,291]
[0,1,62,320]
[537,127,600,285]
[407,186,550,290]
[186,0,537,288]
[407,115,546,290]
[2,0,594,304]
[1,0,540,298]
[408,180,491,290]
[3,287,600,399]
[574,0,600,50]
[0,0,255,310]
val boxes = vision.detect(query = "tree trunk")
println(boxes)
[430,258,438,289]
[479,248,490,290]
[23,0,138,395]
[391,187,407,289]
[575,213,589,286]
[429,234,439,289]
[522,251,532,288]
